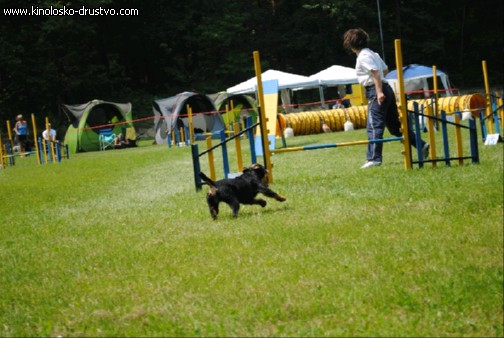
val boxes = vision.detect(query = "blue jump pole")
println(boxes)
[184,125,190,145]
[167,131,172,148]
[220,130,230,178]
[440,111,451,167]
[56,142,62,162]
[491,91,501,135]
[412,103,425,168]
[469,118,480,163]
[38,138,45,164]
[246,117,257,164]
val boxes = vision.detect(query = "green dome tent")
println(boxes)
[210,92,258,128]
[63,100,134,153]
[153,92,225,144]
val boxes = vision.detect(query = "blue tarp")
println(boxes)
[385,64,447,80]
[385,64,452,96]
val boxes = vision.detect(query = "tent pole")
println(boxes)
[319,86,325,107]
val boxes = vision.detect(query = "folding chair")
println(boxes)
[98,128,116,150]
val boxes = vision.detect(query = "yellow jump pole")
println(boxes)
[253,50,273,182]
[45,118,54,163]
[432,65,439,121]
[187,104,194,145]
[394,39,412,170]
[225,104,231,131]
[46,118,56,163]
[233,122,244,172]
[6,120,13,149]
[425,105,437,167]
[230,100,236,126]
[31,114,41,165]
[482,60,493,134]
[206,137,216,181]
[41,119,48,163]
[179,127,185,144]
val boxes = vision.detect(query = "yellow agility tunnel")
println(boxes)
[278,94,487,136]
[278,106,367,136]
[407,93,487,117]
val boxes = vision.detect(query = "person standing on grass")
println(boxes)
[13,114,28,152]
[342,28,429,169]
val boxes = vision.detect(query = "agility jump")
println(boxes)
[191,117,259,191]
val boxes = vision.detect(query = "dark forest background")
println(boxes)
[0,0,502,130]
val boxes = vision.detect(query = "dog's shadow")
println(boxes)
[220,203,291,219]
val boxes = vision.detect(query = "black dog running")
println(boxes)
[199,163,286,219]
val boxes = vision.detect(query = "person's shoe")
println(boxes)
[360,161,382,169]
[422,143,430,159]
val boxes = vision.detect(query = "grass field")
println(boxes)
[1,126,502,337]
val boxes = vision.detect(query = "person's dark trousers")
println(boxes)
[365,82,425,162]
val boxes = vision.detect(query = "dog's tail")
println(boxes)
[199,172,218,196]
[199,172,216,187]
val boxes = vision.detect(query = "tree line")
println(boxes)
[0,0,502,130]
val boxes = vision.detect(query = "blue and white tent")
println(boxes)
[385,64,452,96]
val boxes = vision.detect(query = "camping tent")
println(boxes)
[63,100,135,153]
[209,92,258,128]
[385,64,452,97]
[152,92,225,144]
[226,69,319,95]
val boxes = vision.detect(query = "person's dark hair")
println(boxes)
[343,28,369,51]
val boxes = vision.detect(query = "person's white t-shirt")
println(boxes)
[42,129,56,140]
[355,48,388,87]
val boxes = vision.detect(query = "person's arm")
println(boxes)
[371,69,385,105]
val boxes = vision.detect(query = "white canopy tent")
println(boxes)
[306,65,359,105]
[308,65,358,86]
[226,69,318,94]
[226,69,319,112]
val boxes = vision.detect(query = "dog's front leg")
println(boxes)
[258,186,286,202]
[252,198,267,207]
[206,194,219,220]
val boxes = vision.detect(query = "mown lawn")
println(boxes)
[0,126,502,337]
